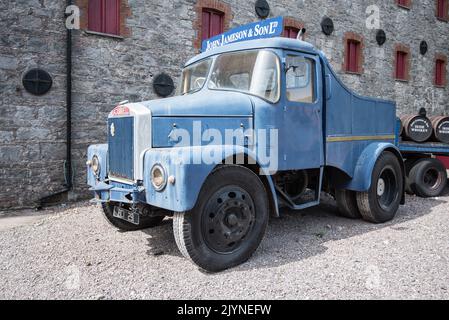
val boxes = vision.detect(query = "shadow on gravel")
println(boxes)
[140,185,448,272]
[142,220,182,258]
[232,189,448,272]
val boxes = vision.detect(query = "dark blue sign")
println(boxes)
[201,16,284,52]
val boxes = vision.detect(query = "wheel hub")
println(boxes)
[226,213,239,227]
[377,178,386,196]
[202,187,255,254]
[376,167,398,211]
[423,169,440,189]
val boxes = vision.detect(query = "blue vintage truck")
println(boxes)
[87,18,447,271]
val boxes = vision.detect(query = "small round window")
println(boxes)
[22,68,53,96]
[153,73,175,97]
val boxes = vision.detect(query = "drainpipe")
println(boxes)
[65,0,73,191]
[38,0,73,208]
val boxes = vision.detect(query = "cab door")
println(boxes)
[280,51,323,170]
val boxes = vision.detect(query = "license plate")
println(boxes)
[113,207,140,225]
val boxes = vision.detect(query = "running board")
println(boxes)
[275,167,324,211]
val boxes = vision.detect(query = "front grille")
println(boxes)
[108,117,134,180]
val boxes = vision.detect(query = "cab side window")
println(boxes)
[286,56,315,103]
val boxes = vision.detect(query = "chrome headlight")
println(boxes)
[151,164,167,191]
[91,155,101,175]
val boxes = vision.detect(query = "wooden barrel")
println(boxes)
[397,117,404,136]
[400,115,433,142]
[431,116,449,144]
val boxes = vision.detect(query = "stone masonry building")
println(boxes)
[0,0,448,209]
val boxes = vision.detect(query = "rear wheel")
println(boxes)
[404,158,420,195]
[408,158,447,198]
[102,203,165,231]
[173,165,269,272]
[335,189,362,219]
[356,151,403,224]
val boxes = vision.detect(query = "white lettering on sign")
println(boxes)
[203,17,283,52]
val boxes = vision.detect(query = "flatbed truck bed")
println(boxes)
[398,141,449,156]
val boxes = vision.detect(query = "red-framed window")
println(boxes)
[201,9,224,41]
[345,40,361,73]
[397,0,411,8]
[283,27,300,39]
[395,50,408,80]
[435,58,447,86]
[436,0,449,20]
[88,0,120,36]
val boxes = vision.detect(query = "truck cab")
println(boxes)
[87,30,404,272]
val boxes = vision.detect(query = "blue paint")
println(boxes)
[108,117,134,180]
[343,142,400,191]
[87,29,418,215]
[152,116,252,148]
[87,144,108,186]
[201,16,284,52]
[142,145,267,212]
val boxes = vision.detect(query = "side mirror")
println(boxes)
[285,56,308,78]
[285,56,304,72]
[285,56,309,88]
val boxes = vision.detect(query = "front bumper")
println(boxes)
[89,180,145,204]
[88,144,255,212]
[87,144,215,212]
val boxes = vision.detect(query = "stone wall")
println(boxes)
[1,0,448,209]
[0,0,68,209]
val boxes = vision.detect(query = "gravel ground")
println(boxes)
[0,191,448,300]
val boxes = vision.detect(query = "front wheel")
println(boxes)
[357,151,404,224]
[173,165,269,272]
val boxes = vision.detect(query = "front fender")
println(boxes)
[143,145,278,213]
[87,144,108,186]
[343,142,403,192]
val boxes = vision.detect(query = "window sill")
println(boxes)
[434,84,446,88]
[84,30,124,40]
[397,4,411,10]
[395,78,409,83]
[436,17,449,23]
[345,71,362,76]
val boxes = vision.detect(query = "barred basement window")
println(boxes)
[283,27,299,39]
[397,0,411,9]
[194,0,232,50]
[283,17,304,40]
[201,9,224,41]
[435,58,447,87]
[395,51,409,81]
[346,40,361,73]
[436,0,449,21]
[88,0,120,36]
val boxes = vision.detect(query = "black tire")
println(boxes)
[173,165,269,272]
[102,203,165,231]
[335,189,362,219]
[404,158,420,195]
[356,151,403,224]
[408,158,447,198]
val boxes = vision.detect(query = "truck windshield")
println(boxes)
[208,50,280,103]
[180,59,212,95]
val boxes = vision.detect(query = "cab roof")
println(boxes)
[186,37,319,66]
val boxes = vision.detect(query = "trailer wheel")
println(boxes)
[173,165,268,272]
[404,158,420,195]
[356,151,403,224]
[408,158,447,198]
[335,189,362,219]
[102,203,165,231]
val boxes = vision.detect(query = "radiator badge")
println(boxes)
[110,122,115,137]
